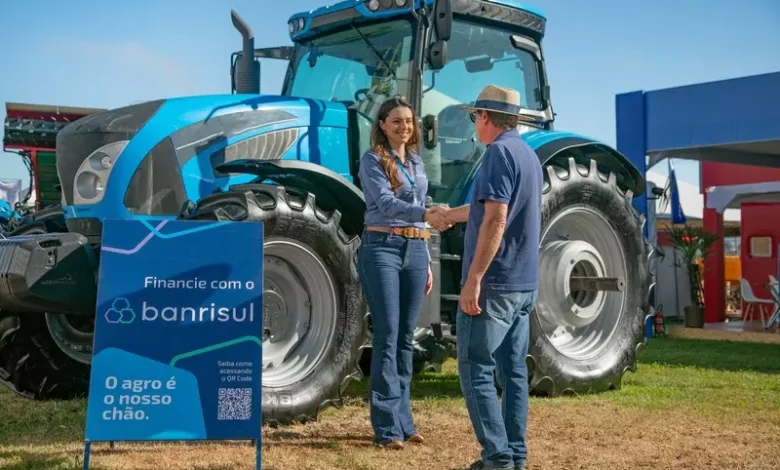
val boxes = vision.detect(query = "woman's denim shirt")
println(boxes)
[358,148,431,263]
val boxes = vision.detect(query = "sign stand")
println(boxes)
[81,219,264,469]
[83,439,260,470]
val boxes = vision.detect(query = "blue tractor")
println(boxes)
[0,0,652,425]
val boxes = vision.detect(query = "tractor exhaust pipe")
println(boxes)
[231,9,260,94]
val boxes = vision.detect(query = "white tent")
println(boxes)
[705,181,780,213]
[645,169,741,222]
[0,179,23,206]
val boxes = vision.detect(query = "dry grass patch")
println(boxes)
[1,337,780,470]
[669,324,780,344]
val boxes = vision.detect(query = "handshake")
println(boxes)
[423,205,457,232]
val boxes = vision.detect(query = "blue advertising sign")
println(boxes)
[84,218,263,443]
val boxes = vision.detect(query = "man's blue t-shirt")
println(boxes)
[461,129,543,292]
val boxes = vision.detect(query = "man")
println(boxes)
[444,85,543,470]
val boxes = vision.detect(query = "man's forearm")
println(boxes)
[467,213,506,282]
[446,204,470,223]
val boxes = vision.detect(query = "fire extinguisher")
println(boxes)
[654,304,666,336]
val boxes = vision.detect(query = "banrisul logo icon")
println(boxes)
[104,298,137,324]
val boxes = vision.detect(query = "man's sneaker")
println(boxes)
[460,459,513,470]
[374,439,403,450]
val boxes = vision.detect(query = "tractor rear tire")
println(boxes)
[528,157,651,396]
[0,206,93,400]
[185,184,369,426]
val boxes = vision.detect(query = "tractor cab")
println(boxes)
[230,0,554,206]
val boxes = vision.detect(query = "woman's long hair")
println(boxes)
[370,96,420,192]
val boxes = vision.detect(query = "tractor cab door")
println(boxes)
[418,17,548,319]
[419,18,545,207]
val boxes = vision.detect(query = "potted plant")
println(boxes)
[667,224,720,328]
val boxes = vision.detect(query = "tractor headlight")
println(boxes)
[288,17,306,36]
[367,0,406,12]
[72,140,129,205]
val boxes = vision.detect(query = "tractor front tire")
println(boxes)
[529,157,651,396]
[0,313,91,399]
[185,184,368,426]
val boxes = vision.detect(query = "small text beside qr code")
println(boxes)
[218,388,252,421]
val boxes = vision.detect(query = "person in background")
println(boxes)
[357,96,451,450]
[443,85,543,470]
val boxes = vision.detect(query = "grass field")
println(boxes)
[2,336,780,470]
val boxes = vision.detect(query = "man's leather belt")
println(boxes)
[366,226,431,239]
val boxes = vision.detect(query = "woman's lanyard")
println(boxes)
[394,155,418,206]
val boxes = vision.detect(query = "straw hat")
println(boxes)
[460,85,535,122]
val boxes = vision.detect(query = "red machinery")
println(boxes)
[3,102,106,210]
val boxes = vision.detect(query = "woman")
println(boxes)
[357,97,442,450]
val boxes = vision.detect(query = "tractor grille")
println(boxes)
[212,128,299,177]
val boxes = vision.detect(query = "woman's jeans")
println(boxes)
[358,230,429,443]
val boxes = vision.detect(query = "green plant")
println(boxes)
[667,224,720,308]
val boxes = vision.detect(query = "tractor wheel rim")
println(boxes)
[261,237,337,388]
[45,313,94,364]
[537,206,628,361]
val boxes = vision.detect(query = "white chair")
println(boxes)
[740,278,773,328]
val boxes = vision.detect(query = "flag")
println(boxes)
[669,160,686,225]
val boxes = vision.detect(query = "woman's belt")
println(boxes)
[365,225,431,239]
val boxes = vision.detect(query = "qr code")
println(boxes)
[217,388,252,421]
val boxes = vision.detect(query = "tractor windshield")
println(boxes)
[285,19,415,123]
[419,19,546,205]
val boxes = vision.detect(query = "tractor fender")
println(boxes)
[462,131,645,205]
[530,132,646,197]
[216,159,366,235]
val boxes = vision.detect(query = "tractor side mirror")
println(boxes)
[422,114,438,150]
[428,40,448,71]
[434,0,452,41]
[428,0,451,71]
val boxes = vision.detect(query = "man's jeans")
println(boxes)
[457,289,538,469]
[358,231,429,444]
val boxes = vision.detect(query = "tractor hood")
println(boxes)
[56,93,350,206]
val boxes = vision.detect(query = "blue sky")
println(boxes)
[1,0,779,192]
